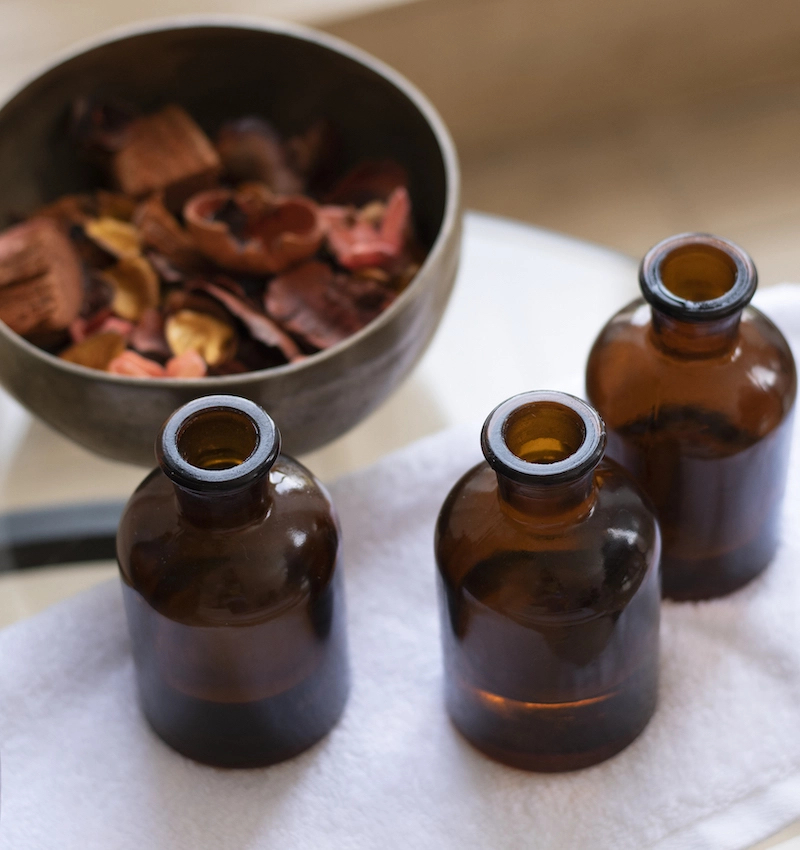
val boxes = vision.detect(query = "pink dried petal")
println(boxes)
[326,187,410,270]
[97,316,134,337]
[165,349,207,378]
[69,308,113,344]
[107,350,166,377]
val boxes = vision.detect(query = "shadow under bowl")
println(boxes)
[0,17,461,467]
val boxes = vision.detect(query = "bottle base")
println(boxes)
[139,652,350,768]
[661,534,777,601]
[445,667,658,772]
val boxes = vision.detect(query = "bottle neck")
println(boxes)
[497,469,596,523]
[174,474,270,529]
[650,306,741,356]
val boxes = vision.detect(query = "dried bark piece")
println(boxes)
[265,261,393,350]
[107,350,166,377]
[133,194,203,271]
[84,217,141,259]
[196,280,303,362]
[112,105,221,209]
[324,187,411,270]
[184,187,324,274]
[0,218,84,336]
[165,309,236,366]
[130,308,170,358]
[60,331,126,370]
[103,256,160,322]
[165,349,207,378]
[325,159,408,206]
[216,118,302,194]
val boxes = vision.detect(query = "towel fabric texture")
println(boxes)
[2,285,800,850]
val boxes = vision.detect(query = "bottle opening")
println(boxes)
[481,391,606,485]
[177,409,258,470]
[640,233,757,322]
[158,395,280,492]
[660,244,737,302]
[504,402,586,464]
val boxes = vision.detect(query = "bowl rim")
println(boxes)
[0,13,461,387]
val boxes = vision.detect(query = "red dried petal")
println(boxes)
[265,261,392,350]
[325,159,408,206]
[107,350,166,377]
[195,280,303,362]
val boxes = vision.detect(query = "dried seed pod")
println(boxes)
[216,118,302,194]
[0,218,84,335]
[165,308,236,366]
[71,97,137,154]
[112,105,221,209]
[133,194,203,271]
[165,349,207,378]
[60,331,126,370]
[324,187,411,270]
[103,256,160,322]
[107,349,166,377]
[84,217,141,259]
[184,188,324,274]
[196,280,303,362]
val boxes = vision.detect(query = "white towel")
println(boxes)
[1,284,800,850]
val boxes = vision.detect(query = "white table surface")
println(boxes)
[1,211,797,849]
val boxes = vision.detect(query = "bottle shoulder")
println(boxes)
[587,299,797,433]
[435,460,660,619]
[117,455,340,624]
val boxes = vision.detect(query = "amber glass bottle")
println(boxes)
[435,391,661,772]
[117,395,349,768]
[587,234,796,601]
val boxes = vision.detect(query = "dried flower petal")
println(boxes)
[184,188,324,274]
[103,256,160,321]
[84,217,141,259]
[112,105,221,209]
[195,280,303,362]
[71,97,137,154]
[133,194,203,271]
[265,261,393,350]
[60,331,126,370]
[216,118,302,194]
[107,350,166,377]
[165,349,207,378]
[165,309,236,366]
[324,187,411,270]
[35,194,96,229]
[130,307,170,358]
[325,159,408,206]
[0,218,85,335]
[96,190,137,221]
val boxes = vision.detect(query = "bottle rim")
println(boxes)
[639,232,757,322]
[481,390,606,485]
[157,395,280,492]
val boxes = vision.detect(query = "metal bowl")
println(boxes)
[0,18,461,466]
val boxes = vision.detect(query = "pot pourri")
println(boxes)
[0,101,425,378]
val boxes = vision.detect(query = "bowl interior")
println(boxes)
[0,23,447,253]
